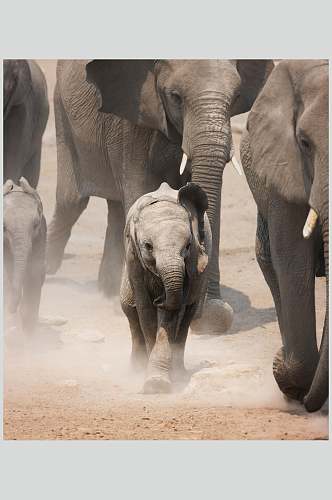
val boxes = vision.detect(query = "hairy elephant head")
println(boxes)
[86,59,273,298]
[3,60,32,120]
[125,182,211,311]
[3,177,44,313]
[247,60,329,411]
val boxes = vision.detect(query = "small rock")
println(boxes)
[60,329,105,344]
[78,330,105,343]
[59,379,79,387]
[39,316,68,326]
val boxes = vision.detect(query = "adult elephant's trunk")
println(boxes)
[155,256,184,311]
[304,216,329,412]
[182,94,234,334]
[184,95,232,300]
[10,238,31,313]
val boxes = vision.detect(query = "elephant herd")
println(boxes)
[3,59,328,412]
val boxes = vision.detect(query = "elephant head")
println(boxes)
[3,177,44,313]
[247,60,328,412]
[86,59,274,303]
[126,182,211,311]
[3,60,32,120]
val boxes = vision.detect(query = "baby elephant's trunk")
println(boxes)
[156,256,185,311]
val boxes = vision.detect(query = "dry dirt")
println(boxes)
[3,60,329,440]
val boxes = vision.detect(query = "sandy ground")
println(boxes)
[3,60,329,440]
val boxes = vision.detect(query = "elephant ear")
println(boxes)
[231,60,274,116]
[178,182,209,274]
[246,61,308,203]
[3,60,32,116]
[86,60,168,135]
[3,179,14,195]
[19,177,43,215]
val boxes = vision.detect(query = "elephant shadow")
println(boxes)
[220,285,276,335]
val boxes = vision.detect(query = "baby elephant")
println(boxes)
[3,178,47,335]
[120,182,212,393]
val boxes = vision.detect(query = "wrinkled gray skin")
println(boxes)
[47,59,273,334]
[3,60,49,188]
[3,178,47,334]
[120,182,212,393]
[240,60,328,412]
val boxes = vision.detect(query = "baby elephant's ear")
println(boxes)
[19,177,43,213]
[19,177,34,194]
[178,182,208,243]
[3,179,14,195]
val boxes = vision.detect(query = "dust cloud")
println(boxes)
[3,60,328,440]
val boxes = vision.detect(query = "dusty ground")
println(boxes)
[3,60,329,440]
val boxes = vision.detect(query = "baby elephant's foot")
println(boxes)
[143,374,172,394]
[191,298,233,335]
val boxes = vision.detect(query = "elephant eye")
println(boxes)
[144,242,153,252]
[169,90,182,105]
[182,240,191,257]
[299,136,312,154]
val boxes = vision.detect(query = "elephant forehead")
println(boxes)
[137,202,190,237]
[4,194,39,223]
[141,201,188,220]
[4,192,37,211]
[300,69,328,108]
[157,59,240,95]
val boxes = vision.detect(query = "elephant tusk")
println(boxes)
[231,154,243,176]
[179,153,188,175]
[229,139,242,176]
[303,208,318,239]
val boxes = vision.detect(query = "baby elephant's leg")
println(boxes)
[171,304,197,382]
[21,264,45,335]
[143,309,178,394]
[120,270,147,371]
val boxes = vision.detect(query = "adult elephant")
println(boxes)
[47,59,273,334]
[3,60,49,188]
[240,60,328,411]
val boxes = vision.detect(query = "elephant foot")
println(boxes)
[273,347,316,402]
[190,298,233,335]
[143,375,172,394]
[170,365,191,383]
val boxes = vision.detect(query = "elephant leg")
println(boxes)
[143,308,177,394]
[23,146,42,189]
[170,304,196,382]
[120,270,147,371]
[268,202,319,401]
[46,84,89,274]
[98,200,125,297]
[21,263,45,336]
[46,195,89,274]
[255,212,282,329]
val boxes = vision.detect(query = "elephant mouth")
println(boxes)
[153,293,166,308]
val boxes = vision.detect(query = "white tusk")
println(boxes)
[179,153,188,175]
[303,208,318,239]
[231,154,243,176]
